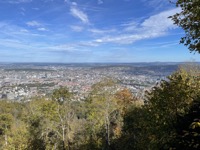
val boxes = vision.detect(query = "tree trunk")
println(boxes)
[67,119,71,150]
[106,115,110,149]
[62,127,66,150]
[105,101,110,150]
[5,134,8,147]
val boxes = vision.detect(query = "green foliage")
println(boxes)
[170,0,200,53]
[115,88,139,115]
[84,79,123,149]
[144,68,200,148]
[22,89,86,150]
[6,121,28,150]
[26,115,46,150]
[170,97,200,149]
[0,101,28,149]
[1,68,200,149]
[0,113,13,136]
[118,67,200,149]
[52,87,72,104]
[146,68,199,115]
[115,106,148,150]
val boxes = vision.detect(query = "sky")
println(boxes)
[0,0,199,63]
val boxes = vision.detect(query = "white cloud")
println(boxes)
[0,39,34,50]
[20,12,25,16]
[47,44,77,52]
[26,21,42,27]
[72,2,77,6]
[98,0,103,4]
[78,41,99,47]
[142,0,175,10]
[70,7,89,24]
[20,29,29,33]
[18,0,31,2]
[0,22,7,28]
[0,22,91,55]
[20,8,26,16]
[37,28,48,31]
[94,34,145,44]
[26,21,48,31]
[122,21,139,32]
[0,38,79,53]
[141,8,179,32]
[0,22,47,41]
[20,7,26,11]
[0,0,32,4]
[91,8,180,45]
[89,28,116,34]
[70,25,83,32]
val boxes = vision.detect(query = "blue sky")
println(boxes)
[0,0,199,63]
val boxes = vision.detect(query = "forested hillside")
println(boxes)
[1,0,200,149]
[1,65,200,149]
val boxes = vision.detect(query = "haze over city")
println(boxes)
[0,0,199,62]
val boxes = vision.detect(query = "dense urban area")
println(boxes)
[1,62,200,150]
[0,0,199,149]
[0,63,178,101]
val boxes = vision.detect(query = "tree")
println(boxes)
[85,79,121,150]
[115,88,140,115]
[170,0,200,53]
[143,68,200,149]
[0,100,26,149]
[25,99,55,150]
[118,67,200,149]
[116,106,150,150]
[52,87,82,150]
[0,113,13,149]
[6,121,29,150]
[171,97,200,149]
[52,87,72,104]
[23,88,85,150]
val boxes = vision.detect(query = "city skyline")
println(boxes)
[0,0,199,63]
